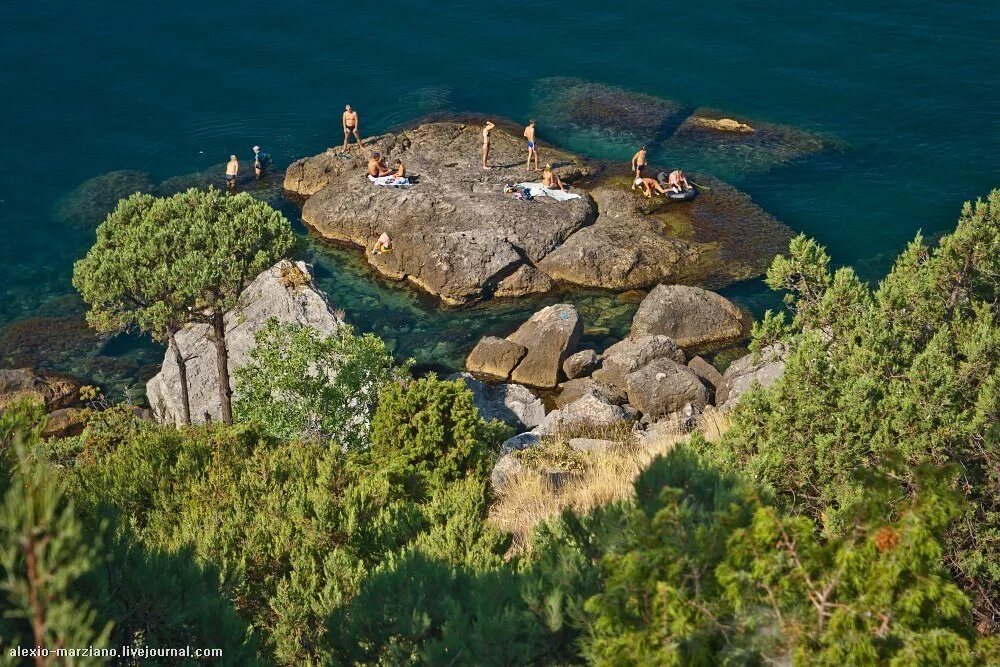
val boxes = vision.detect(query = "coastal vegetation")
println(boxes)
[1,190,998,664]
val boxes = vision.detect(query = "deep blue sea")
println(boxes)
[1,1,998,395]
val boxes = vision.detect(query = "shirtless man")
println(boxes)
[541,164,565,191]
[523,120,539,172]
[635,176,668,198]
[630,146,647,190]
[481,121,495,170]
[667,169,692,192]
[342,104,365,153]
[393,159,406,178]
[225,155,239,189]
[367,151,393,178]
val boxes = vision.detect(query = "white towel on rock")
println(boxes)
[368,174,411,187]
[516,182,581,202]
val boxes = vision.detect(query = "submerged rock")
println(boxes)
[533,77,686,144]
[289,122,599,305]
[146,260,344,424]
[664,108,829,173]
[160,163,285,203]
[630,284,751,354]
[0,316,101,370]
[52,170,156,228]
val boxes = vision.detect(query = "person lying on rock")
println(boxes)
[368,151,393,178]
[666,169,692,192]
[635,175,668,198]
[371,231,391,254]
[393,159,406,179]
[541,164,566,191]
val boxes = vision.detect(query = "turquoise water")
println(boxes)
[2,1,998,394]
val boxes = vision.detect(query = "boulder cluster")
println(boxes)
[464,285,788,491]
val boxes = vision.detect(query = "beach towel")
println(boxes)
[515,182,581,202]
[368,174,411,188]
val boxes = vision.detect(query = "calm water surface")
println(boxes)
[1,1,997,395]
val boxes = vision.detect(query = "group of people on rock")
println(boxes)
[630,145,693,198]
[224,146,271,189]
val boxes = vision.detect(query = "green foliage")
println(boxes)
[695,190,1000,630]
[234,320,407,448]
[0,404,112,663]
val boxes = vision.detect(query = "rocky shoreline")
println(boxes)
[285,121,795,305]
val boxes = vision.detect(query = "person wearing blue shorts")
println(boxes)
[523,119,539,172]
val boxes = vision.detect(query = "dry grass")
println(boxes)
[489,410,732,555]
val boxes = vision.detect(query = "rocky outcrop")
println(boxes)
[465,337,527,381]
[592,335,685,391]
[563,349,599,381]
[716,344,787,410]
[687,356,724,392]
[555,377,627,409]
[536,178,794,292]
[450,373,545,432]
[506,305,583,388]
[146,261,344,424]
[289,122,599,305]
[0,369,82,412]
[41,408,88,439]
[535,393,631,437]
[625,358,708,420]
[630,284,751,354]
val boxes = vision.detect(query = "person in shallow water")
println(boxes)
[541,164,565,191]
[225,155,239,188]
[342,104,365,154]
[523,120,539,172]
[631,146,648,189]
[367,151,393,177]
[481,120,495,170]
[635,175,668,198]
[252,145,271,179]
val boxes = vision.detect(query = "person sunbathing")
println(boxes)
[635,176,668,198]
[371,231,392,254]
[368,151,393,178]
[541,164,565,191]
[393,159,406,178]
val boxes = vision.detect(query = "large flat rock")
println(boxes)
[289,122,599,305]
[630,284,751,354]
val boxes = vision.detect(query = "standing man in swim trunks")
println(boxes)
[225,155,239,189]
[342,104,365,154]
[631,146,647,190]
[482,121,495,170]
[524,120,539,172]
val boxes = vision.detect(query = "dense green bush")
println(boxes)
[693,190,1000,630]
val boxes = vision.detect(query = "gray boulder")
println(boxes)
[449,373,546,432]
[592,335,685,391]
[625,358,709,420]
[535,393,630,437]
[563,349,599,380]
[687,356,724,391]
[716,344,787,410]
[507,304,583,388]
[555,377,627,409]
[146,260,344,425]
[630,284,751,354]
[465,336,527,381]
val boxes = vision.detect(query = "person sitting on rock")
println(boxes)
[368,151,393,178]
[371,231,391,254]
[541,164,565,191]
[635,176,668,198]
[666,169,692,192]
[393,159,406,179]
